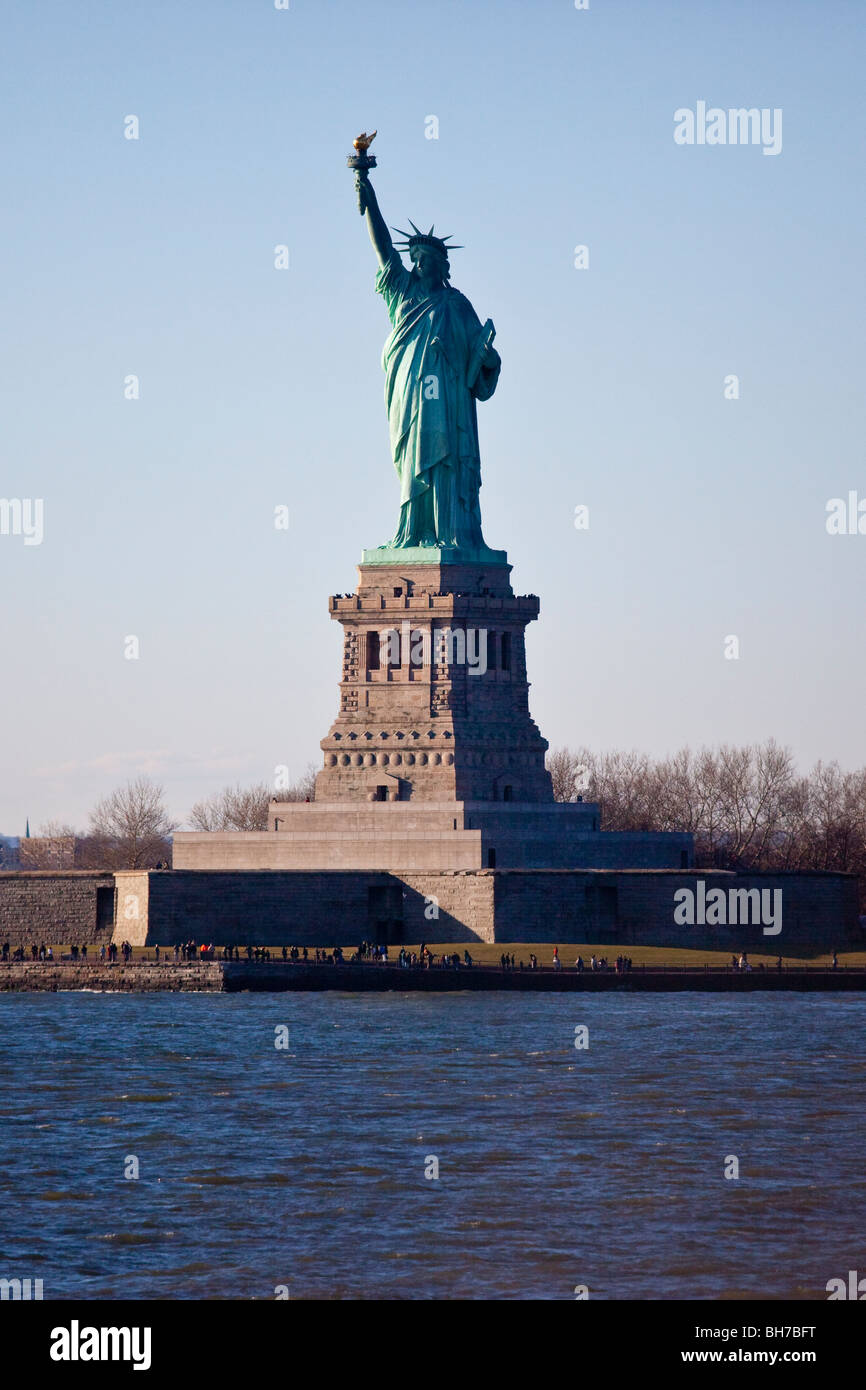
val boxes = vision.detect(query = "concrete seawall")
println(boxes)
[220,964,866,992]
[2,963,866,993]
[0,963,224,992]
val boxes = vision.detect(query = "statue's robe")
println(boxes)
[376,249,499,549]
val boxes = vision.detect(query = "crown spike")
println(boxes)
[390,221,464,254]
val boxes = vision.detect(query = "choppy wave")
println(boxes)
[0,992,864,1299]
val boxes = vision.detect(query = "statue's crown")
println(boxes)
[392,221,463,255]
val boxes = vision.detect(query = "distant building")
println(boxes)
[0,836,20,869]
[0,837,172,872]
[18,837,78,869]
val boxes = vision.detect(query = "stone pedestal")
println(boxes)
[314,552,553,804]
[173,548,697,872]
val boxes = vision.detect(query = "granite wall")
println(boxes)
[0,871,115,946]
[0,867,858,951]
[491,870,861,949]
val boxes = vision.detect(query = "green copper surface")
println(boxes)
[360,543,508,567]
[352,156,503,553]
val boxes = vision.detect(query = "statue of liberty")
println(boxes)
[351,140,502,556]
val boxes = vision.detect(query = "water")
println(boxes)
[1,992,863,1300]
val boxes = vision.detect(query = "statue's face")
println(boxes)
[411,245,447,284]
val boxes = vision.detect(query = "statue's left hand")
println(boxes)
[481,343,501,370]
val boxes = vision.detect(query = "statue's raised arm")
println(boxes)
[357,169,392,267]
[348,132,391,266]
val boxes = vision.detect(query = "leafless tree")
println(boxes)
[275,763,318,803]
[188,765,319,831]
[36,819,80,838]
[88,776,178,868]
[189,782,272,832]
[547,739,866,906]
[547,747,583,803]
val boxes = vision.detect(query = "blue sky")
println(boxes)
[1,0,864,830]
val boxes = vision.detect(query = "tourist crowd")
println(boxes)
[0,941,844,973]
